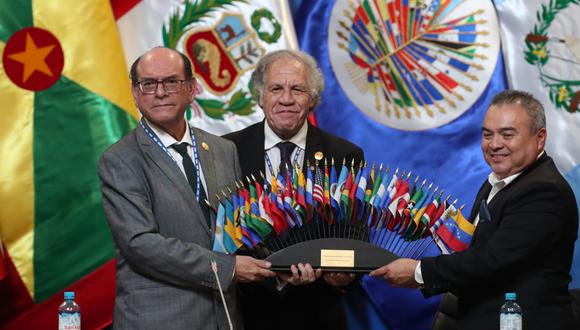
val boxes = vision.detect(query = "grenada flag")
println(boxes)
[0,0,136,328]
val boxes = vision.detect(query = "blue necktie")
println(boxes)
[277,141,296,176]
[479,199,491,223]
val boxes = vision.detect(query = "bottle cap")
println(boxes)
[64,291,75,300]
[505,292,516,300]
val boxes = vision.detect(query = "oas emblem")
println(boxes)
[328,0,500,130]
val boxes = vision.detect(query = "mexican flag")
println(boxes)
[0,0,136,328]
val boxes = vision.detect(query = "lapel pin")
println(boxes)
[201,142,209,151]
[314,151,324,161]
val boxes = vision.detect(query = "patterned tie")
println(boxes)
[277,141,296,177]
[172,143,210,226]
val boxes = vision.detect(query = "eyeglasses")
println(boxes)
[136,78,187,94]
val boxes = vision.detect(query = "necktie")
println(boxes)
[172,143,211,226]
[277,141,296,177]
[478,199,492,223]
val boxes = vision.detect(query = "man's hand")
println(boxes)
[369,258,421,288]
[277,263,322,286]
[234,255,276,283]
[323,272,356,287]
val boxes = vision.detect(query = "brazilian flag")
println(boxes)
[0,0,136,328]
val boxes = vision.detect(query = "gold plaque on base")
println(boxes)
[320,249,355,268]
[265,238,398,272]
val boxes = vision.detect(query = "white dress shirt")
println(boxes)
[263,120,308,178]
[145,119,208,195]
[414,151,544,284]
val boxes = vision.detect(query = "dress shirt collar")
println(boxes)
[263,120,308,151]
[487,150,545,189]
[487,171,521,191]
[144,118,192,147]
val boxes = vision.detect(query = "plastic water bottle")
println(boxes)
[58,291,81,330]
[500,292,522,330]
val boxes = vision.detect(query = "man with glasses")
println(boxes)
[98,47,274,330]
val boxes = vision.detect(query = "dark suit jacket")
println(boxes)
[421,153,578,330]
[223,120,364,330]
[99,123,242,330]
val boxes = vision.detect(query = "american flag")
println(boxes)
[313,166,324,204]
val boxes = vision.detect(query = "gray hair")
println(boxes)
[490,90,546,133]
[250,49,324,109]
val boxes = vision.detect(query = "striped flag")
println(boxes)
[496,0,580,287]
[376,172,398,210]
[431,202,458,255]
[340,166,355,219]
[0,239,6,281]
[294,166,308,222]
[435,208,474,253]
[283,172,301,227]
[255,177,274,228]
[238,187,261,247]
[305,165,315,221]
[115,0,298,135]
[269,175,289,234]
[0,1,136,327]
[387,178,410,229]
[329,161,341,221]
[401,184,426,236]
[248,182,272,238]
[212,202,228,254]
[232,190,255,248]
[332,161,349,204]
[223,197,241,253]
[354,164,368,222]
[313,166,324,204]
[322,162,333,223]
[231,190,245,245]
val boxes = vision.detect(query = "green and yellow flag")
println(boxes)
[0,0,136,327]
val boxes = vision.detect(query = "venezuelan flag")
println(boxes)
[0,0,137,328]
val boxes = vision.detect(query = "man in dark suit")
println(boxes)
[224,49,364,330]
[98,47,275,330]
[371,90,579,329]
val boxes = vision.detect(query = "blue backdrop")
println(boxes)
[291,1,509,329]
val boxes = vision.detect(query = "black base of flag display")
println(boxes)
[266,238,399,272]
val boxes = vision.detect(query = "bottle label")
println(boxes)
[500,313,522,330]
[59,312,81,330]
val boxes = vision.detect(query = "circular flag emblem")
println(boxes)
[328,0,500,131]
[3,27,64,91]
[525,0,580,113]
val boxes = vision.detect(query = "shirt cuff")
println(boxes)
[414,261,424,285]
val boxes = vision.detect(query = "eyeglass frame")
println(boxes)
[135,78,190,95]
